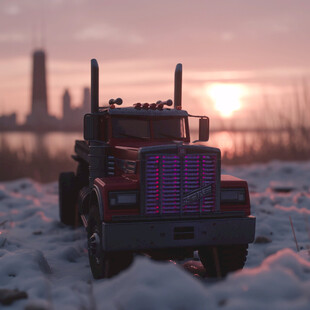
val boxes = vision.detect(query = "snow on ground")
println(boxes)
[0,161,310,310]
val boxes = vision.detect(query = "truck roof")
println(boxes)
[98,107,189,117]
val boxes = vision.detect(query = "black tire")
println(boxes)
[87,199,133,279]
[59,172,78,226]
[76,162,89,190]
[198,244,248,278]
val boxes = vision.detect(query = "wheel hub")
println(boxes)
[88,232,101,262]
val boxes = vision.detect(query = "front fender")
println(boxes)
[92,184,104,221]
[94,177,139,222]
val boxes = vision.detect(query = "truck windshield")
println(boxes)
[112,117,187,140]
[112,118,150,139]
[152,117,186,139]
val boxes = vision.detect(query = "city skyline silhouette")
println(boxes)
[0,49,90,131]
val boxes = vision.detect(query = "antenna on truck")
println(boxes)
[91,59,99,113]
[174,63,182,110]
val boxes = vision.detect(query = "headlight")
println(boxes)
[109,191,139,208]
[221,188,246,203]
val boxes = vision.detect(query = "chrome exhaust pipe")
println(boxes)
[174,63,182,109]
[91,59,99,113]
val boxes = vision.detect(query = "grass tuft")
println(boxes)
[0,137,76,183]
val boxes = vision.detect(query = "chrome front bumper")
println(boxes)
[101,216,256,252]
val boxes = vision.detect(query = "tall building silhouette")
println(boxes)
[82,87,90,110]
[60,87,90,130]
[26,49,57,130]
[62,89,71,122]
[31,50,48,117]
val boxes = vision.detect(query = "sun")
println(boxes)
[206,83,246,117]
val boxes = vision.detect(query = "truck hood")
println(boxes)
[112,141,185,161]
[112,141,219,162]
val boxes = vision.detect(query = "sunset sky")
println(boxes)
[1,0,310,126]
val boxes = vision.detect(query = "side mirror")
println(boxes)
[199,118,209,141]
[84,114,99,140]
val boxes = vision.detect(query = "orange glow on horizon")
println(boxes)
[206,83,247,117]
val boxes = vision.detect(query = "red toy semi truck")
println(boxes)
[59,59,255,279]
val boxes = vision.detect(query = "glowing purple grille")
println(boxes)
[145,154,217,215]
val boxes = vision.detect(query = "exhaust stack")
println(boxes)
[91,59,99,113]
[174,63,182,109]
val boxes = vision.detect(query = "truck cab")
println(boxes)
[59,60,255,279]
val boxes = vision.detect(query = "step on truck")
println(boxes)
[59,59,256,279]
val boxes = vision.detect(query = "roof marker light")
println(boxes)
[142,103,149,109]
[150,103,157,110]
[157,103,164,110]
[109,98,123,105]
[165,99,173,106]
[134,103,142,109]
[156,99,173,107]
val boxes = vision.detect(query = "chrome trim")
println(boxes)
[101,216,256,251]
[106,107,189,116]
[93,184,104,221]
[107,155,115,176]
[139,144,221,217]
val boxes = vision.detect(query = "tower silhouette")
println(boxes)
[82,87,90,110]
[62,89,71,121]
[31,50,48,117]
[26,49,56,130]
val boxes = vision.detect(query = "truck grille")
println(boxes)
[145,154,217,216]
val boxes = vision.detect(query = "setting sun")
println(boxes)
[206,83,246,117]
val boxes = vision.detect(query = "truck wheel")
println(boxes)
[198,244,248,278]
[76,162,89,190]
[59,172,78,226]
[87,202,133,279]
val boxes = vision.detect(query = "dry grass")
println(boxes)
[222,81,310,164]
[0,138,76,183]
[221,128,310,164]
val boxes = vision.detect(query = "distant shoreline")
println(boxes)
[1,127,306,133]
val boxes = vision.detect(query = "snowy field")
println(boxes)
[1,161,310,310]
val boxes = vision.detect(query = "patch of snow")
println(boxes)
[0,161,310,309]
